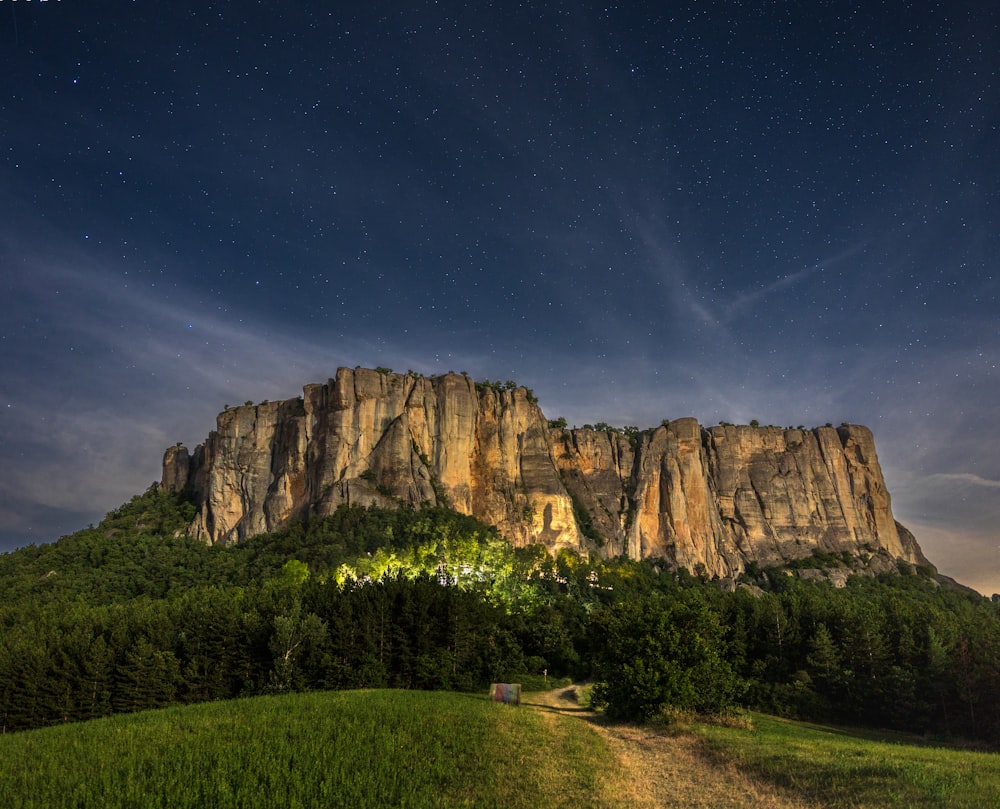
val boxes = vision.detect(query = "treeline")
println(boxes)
[2,488,1000,744]
[0,489,572,731]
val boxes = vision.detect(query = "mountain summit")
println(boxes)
[161,367,928,578]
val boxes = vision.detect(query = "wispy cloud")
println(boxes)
[925,473,1000,489]
[1,250,365,538]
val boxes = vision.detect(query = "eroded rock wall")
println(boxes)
[163,367,927,576]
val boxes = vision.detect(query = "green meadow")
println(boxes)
[696,713,1000,808]
[3,689,1000,808]
[0,690,617,809]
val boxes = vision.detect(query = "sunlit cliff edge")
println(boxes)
[161,367,929,579]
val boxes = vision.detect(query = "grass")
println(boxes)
[508,673,573,692]
[0,689,620,809]
[4,691,1000,808]
[694,712,1000,808]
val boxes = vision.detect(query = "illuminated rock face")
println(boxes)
[162,367,928,577]
[163,368,578,553]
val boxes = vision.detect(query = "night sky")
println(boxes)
[2,2,997,592]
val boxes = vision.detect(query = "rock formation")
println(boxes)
[161,367,929,578]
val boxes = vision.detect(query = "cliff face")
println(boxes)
[162,367,928,577]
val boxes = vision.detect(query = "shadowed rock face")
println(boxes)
[162,367,929,577]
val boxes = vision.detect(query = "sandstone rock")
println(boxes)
[161,367,930,577]
[161,444,190,492]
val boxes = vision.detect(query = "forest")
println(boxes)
[1,485,999,744]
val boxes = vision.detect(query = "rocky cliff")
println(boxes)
[161,367,928,578]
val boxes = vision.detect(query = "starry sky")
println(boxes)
[2,2,998,592]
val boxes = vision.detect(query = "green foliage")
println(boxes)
[0,502,582,731]
[411,439,431,466]
[468,377,537,403]
[267,599,327,692]
[3,488,1000,749]
[0,486,203,607]
[102,484,197,538]
[777,549,855,571]
[505,673,573,692]
[474,378,511,394]
[568,491,605,548]
[548,416,568,430]
[589,595,744,721]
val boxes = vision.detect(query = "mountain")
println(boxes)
[161,366,929,578]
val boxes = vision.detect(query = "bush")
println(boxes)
[588,595,745,722]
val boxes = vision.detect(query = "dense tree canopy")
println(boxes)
[589,594,744,720]
[2,486,1000,745]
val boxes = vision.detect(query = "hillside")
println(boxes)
[3,688,1000,808]
[1,489,999,744]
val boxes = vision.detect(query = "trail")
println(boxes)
[523,686,818,809]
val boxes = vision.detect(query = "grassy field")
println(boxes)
[0,689,626,809]
[3,690,1000,808]
[695,713,1000,808]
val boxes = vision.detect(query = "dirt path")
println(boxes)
[523,686,818,809]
